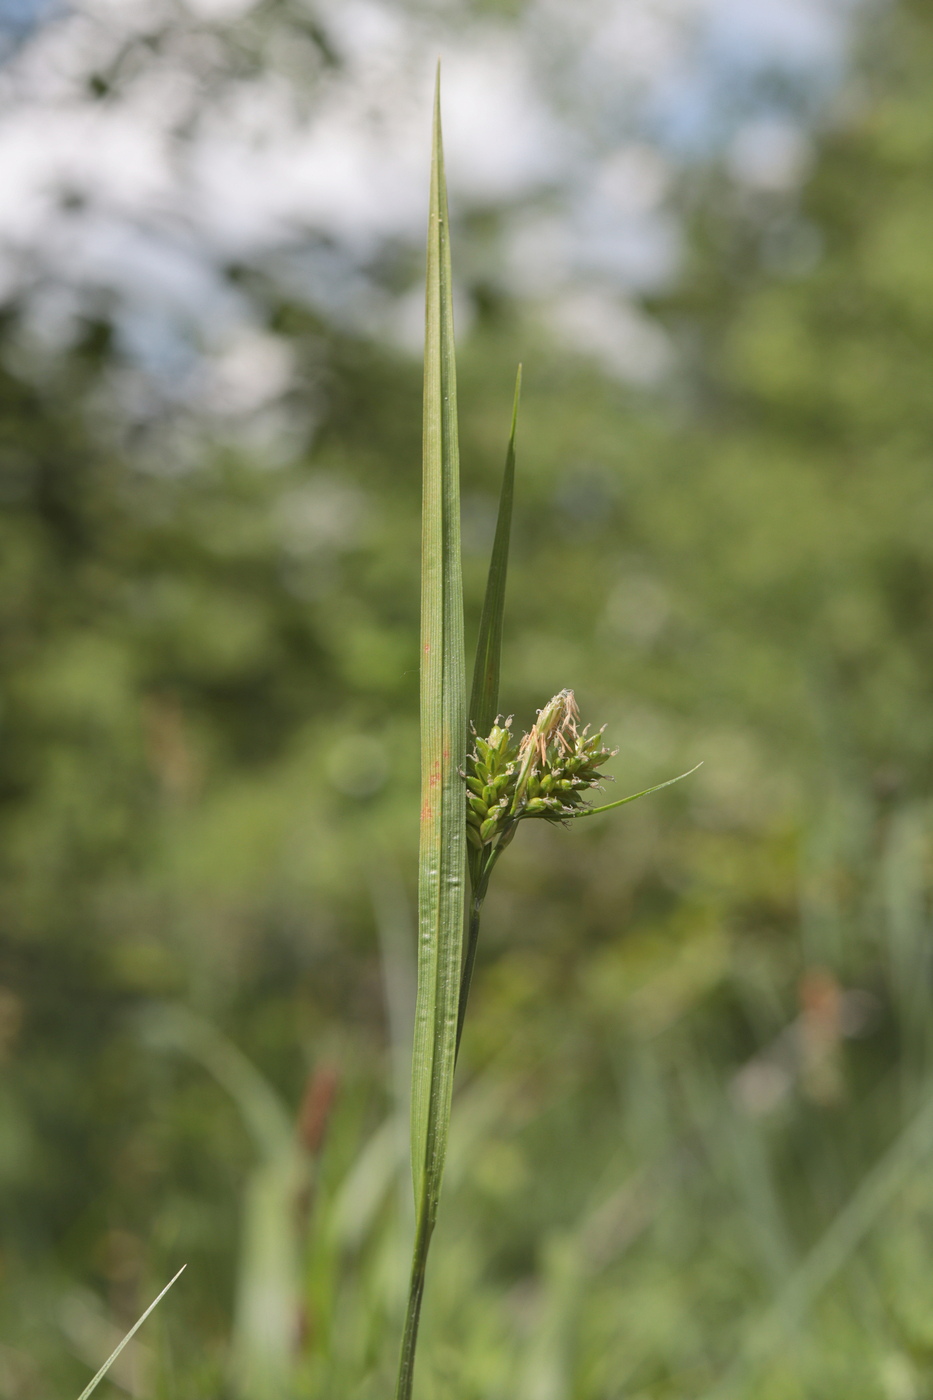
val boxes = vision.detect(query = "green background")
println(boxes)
[3,1,933,1395]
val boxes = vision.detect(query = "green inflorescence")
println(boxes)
[464,689,617,853]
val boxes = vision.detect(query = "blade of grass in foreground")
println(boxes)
[457,366,521,1051]
[75,1266,185,1400]
[395,69,466,1400]
[468,364,521,745]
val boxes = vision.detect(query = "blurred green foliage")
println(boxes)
[3,0,933,1396]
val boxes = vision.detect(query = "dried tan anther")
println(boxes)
[518,688,580,767]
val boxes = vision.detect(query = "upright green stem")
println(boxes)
[396,840,508,1399]
[398,873,495,1400]
[395,1209,433,1400]
[456,839,509,1058]
[396,912,480,1400]
[456,895,484,1060]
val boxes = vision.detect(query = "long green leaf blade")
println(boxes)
[468,364,521,742]
[410,68,466,1228]
[397,70,467,1400]
[75,1266,185,1400]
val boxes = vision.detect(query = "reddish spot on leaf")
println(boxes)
[429,759,441,788]
[420,801,433,822]
[424,642,431,655]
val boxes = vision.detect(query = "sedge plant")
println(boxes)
[394,74,697,1400]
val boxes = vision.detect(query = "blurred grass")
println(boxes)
[3,0,933,1396]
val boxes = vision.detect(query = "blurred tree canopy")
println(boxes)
[3,0,933,1394]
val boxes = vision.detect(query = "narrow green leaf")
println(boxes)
[397,69,468,1400]
[566,763,703,820]
[75,1266,185,1400]
[468,364,521,742]
[409,67,466,1214]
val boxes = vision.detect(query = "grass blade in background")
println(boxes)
[138,1005,306,1400]
[468,364,521,744]
[396,69,467,1400]
[705,1077,933,1400]
[75,1267,185,1400]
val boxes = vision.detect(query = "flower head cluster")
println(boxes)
[464,690,617,854]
